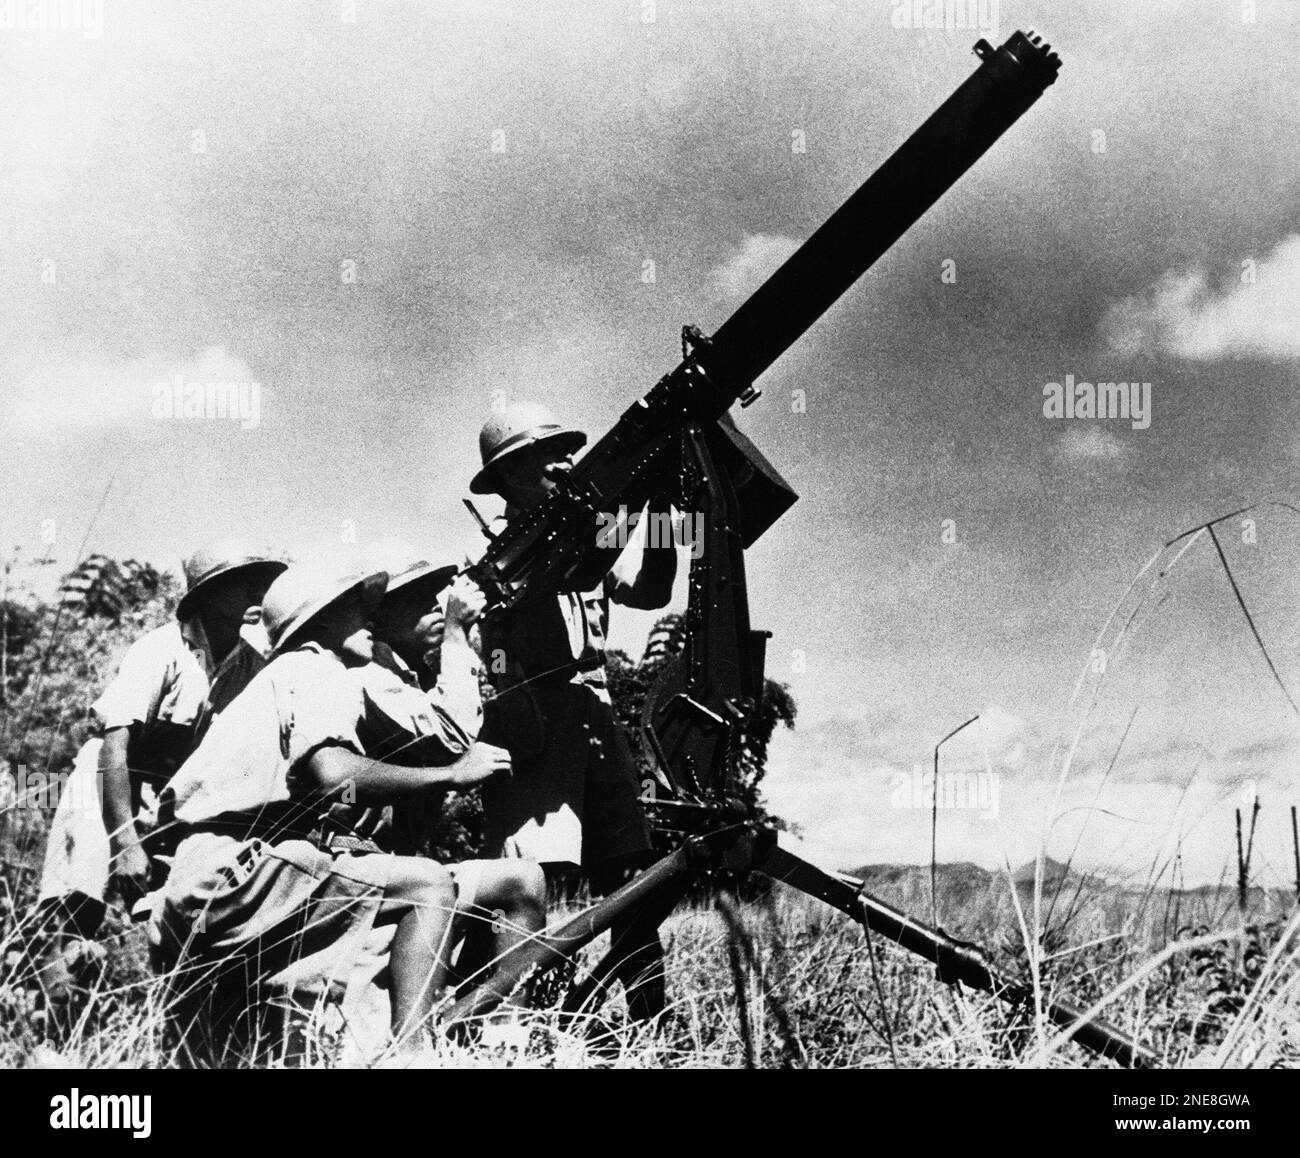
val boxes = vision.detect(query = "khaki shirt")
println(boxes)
[358,649,476,763]
[92,620,208,730]
[168,643,480,848]
[167,644,366,825]
[92,617,273,778]
[91,620,211,779]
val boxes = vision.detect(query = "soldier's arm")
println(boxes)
[91,626,178,892]
[360,577,486,762]
[99,726,148,887]
[608,499,678,610]
[309,742,509,797]
[434,575,486,741]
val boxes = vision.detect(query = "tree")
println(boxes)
[56,555,168,621]
[1,554,179,934]
[2,555,178,782]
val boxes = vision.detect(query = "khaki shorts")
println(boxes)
[38,740,111,905]
[152,833,402,1003]
[39,739,173,912]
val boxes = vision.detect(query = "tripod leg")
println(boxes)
[561,871,689,1017]
[753,842,1155,1068]
[753,844,863,920]
[444,842,697,1027]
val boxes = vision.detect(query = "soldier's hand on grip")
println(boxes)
[452,741,512,786]
[446,573,487,632]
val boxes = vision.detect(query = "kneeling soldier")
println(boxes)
[30,543,285,993]
[367,556,547,988]
[151,565,539,1061]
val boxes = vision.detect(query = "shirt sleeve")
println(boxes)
[357,663,473,765]
[281,651,367,766]
[606,511,649,606]
[90,627,177,731]
[432,635,484,742]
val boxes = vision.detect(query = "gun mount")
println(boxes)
[457,33,1154,1066]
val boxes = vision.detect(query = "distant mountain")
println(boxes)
[854,861,991,889]
[1011,856,1075,887]
[851,861,997,929]
[844,859,1293,937]
[852,858,1080,890]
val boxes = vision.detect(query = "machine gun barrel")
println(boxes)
[470,31,1060,607]
[702,29,1060,395]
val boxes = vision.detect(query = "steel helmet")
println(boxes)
[469,402,587,495]
[176,542,288,620]
[261,565,389,656]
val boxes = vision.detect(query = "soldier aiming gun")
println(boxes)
[469,401,678,1022]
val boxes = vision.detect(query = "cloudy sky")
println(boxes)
[3,0,1299,884]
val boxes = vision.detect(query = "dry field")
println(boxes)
[2,558,1298,1069]
[2,843,1297,1069]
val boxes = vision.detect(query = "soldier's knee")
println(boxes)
[390,859,456,913]
[419,871,457,916]
[517,861,547,908]
[494,862,546,913]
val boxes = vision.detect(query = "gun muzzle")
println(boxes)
[704,30,1061,395]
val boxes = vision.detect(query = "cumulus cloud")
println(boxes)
[972,704,1029,772]
[710,233,800,303]
[762,720,1297,885]
[1056,425,1126,464]
[1102,234,1300,360]
[3,345,256,432]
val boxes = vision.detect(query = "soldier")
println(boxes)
[469,402,677,1021]
[366,557,461,692]
[151,565,538,1060]
[30,543,286,980]
[365,556,548,983]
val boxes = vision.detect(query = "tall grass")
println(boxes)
[3,526,1299,1068]
[2,846,1296,1068]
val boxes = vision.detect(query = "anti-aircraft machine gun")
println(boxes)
[454,32,1155,1068]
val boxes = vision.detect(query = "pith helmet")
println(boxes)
[176,542,288,620]
[469,402,587,495]
[261,566,389,656]
[378,560,459,609]
[355,542,457,612]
